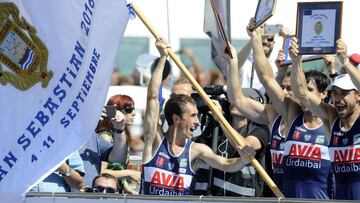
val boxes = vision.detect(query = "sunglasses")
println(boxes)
[262,35,274,42]
[84,186,118,193]
[123,106,135,114]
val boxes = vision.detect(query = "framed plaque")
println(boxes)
[209,0,233,58]
[280,35,322,66]
[254,0,277,28]
[296,1,342,55]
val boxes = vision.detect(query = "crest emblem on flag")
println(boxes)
[0,2,53,91]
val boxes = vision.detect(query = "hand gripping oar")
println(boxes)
[128,3,284,198]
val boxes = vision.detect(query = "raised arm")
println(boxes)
[336,39,360,90]
[226,42,275,126]
[289,37,335,125]
[274,49,288,85]
[237,39,253,69]
[58,160,84,190]
[274,26,292,85]
[248,20,289,119]
[108,110,129,163]
[179,48,203,85]
[143,38,170,163]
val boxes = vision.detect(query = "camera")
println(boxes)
[191,85,230,115]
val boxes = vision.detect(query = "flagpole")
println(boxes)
[128,3,284,198]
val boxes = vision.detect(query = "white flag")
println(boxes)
[204,0,231,77]
[0,0,129,202]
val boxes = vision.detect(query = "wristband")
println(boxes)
[60,167,73,177]
[114,128,124,134]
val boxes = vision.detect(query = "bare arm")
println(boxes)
[143,38,170,163]
[336,39,360,90]
[101,161,141,184]
[180,48,202,82]
[58,162,84,190]
[123,181,139,195]
[275,27,292,84]
[237,39,253,69]
[248,20,289,119]
[274,49,288,85]
[226,42,273,126]
[108,111,128,163]
[192,143,253,173]
[102,168,141,184]
[289,37,334,126]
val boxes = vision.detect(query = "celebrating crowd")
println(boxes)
[30,16,360,201]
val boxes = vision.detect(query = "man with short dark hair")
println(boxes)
[290,38,360,200]
[240,24,279,95]
[141,37,255,196]
[248,20,332,199]
[88,173,119,194]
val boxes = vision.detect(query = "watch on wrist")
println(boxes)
[61,167,73,177]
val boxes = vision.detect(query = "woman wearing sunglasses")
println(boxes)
[95,94,141,194]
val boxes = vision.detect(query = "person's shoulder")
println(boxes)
[86,133,112,151]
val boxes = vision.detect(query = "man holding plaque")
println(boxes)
[289,38,360,200]
[240,25,278,95]
[247,19,333,199]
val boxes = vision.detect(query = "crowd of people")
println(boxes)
[30,17,360,201]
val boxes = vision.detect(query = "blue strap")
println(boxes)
[127,5,136,19]
[158,84,163,107]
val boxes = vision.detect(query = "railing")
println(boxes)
[26,192,356,203]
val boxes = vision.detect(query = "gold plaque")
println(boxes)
[314,21,323,35]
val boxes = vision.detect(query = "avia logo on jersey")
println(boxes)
[288,143,322,160]
[151,171,185,189]
[331,146,360,173]
[333,146,360,163]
